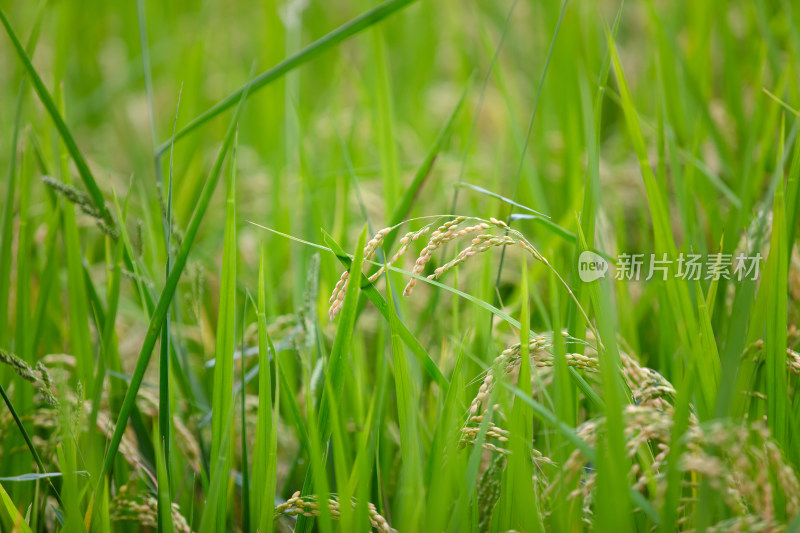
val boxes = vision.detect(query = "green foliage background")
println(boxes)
[1,0,799,531]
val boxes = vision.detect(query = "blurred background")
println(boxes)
[4,0,795,349]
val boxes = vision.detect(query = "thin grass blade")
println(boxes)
[156,0,419,154]
[90,76,254,520]
[0,8,110,222]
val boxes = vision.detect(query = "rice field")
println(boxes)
[1,0,799,531]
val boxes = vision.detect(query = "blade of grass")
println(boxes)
[0,2,45,349]
[381,75,473,253]
[764,175,789,451]
[157,87,182,518]
[449,0,518,218]
[372,28,400,213]
[549,263,576,530]
[607,25,718,416]
[423,334,465,487]
[155,0,419,155]
[786,118,800,261]
[208,129,239,531]
[500,263,542,532]
[110,183,205,416]
[660,327,700,530]
[57,439,86,532]
[322,363,354,531]
[349,346,390,531]
[252,249,280,533]
[29,206,61,357]
[384,271,424,531]
[0,473,86,483]
[301,388,335,533]
[716,207,769,417]
[447,361,503,533]
[492,0,569,309]
[277,354,311,453]
[576,222,634,531]
[323,230,365,381]
[0,380,62,507]
[240,298,251,533]
[499,373,596,460]
[55,87,95,392]
[568,1,623,340]
[295,226,367,533]
[423,334,466,533]
[88,76,253,522]
[455,182,547,217]
[198,404,236,533]
[0,481,33,533]
[87,205,126,481]
[15,141,32,365]
[0,7,111,223]
[155,426,175,533]
[136,0,158,157]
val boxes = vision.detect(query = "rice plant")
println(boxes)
[1,0,799,531]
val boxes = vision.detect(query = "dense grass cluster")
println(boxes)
[1,0,800,531]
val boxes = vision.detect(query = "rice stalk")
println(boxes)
[110,484,191,533]
[0,348,57,406]
[275,492,394,533]
[40,175,117,238]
